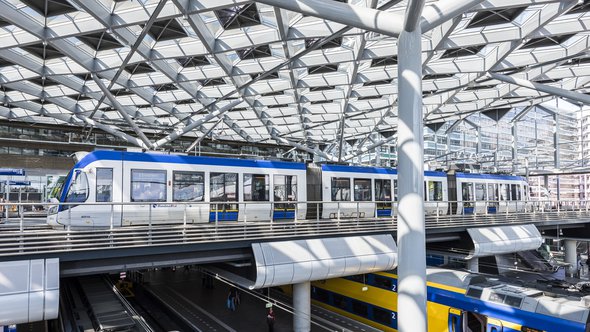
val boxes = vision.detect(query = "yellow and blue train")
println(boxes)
[309,268,590,332]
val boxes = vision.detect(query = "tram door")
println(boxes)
[448,308,463,332]
[209,172,238,222]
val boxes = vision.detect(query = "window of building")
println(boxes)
[130,169,166,202]
[173,171,204,202]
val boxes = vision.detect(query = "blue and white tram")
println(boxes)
[319,164,449,219]
[47,151,307,227]
[452,172,528,215]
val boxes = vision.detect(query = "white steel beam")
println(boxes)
[491,73,590,105]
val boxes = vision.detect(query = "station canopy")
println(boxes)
[0,0,587,160]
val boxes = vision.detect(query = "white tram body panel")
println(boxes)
[454,172,528,215]
[319,165,449,219]
[47,151,307,227]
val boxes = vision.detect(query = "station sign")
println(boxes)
[0,168,25,176]
[8,181,31,186]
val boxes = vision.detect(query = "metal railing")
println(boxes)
[0,199,589,258]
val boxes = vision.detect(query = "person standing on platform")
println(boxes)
[266,307,275,332]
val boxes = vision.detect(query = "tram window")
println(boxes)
[462,183,474,206]
[332,294,348,310]
[428,181,444,201]
[475,183,486,201]
[65,171,89,203]
[510,184,518,201]
[500,184,510,201]
[331,177,351,201]
[131,169,166,202]
[487,184,498,202]
[375,179,391,202]
[274,175,297,202]
[351,300,368,317]
[173,171,204,202]
[210,173,238,202]
[96,168,113,202]
[373,307,392,326]
[312,287,330,303]
[244,174,269,201]
[372,275,393,290]
[394,180,398,200]
[354,178,372,201]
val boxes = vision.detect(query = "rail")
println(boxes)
[0,199,588,258]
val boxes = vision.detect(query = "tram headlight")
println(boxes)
[48,206,58,215]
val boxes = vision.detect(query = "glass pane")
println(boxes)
[475,183,486,201]
[462,183,473,206]
[210,173,238,202]
[173,171,204,202]
[244,174,269,201]
[487,184,498,201]
[96,168,113,202]
[331,177,350,201]
[354,178,371,201]
[273,175,297,202]
[511,184,518,201]
[428,181,443,201]
[66,171,89,203]
[375,179,392,201]
[131,169,166,202]
[500,184,509,201]
[373,307,392,326]
[394,180,398,201]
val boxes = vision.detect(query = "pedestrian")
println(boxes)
[577,254,583,278]
[227,288,236,311]
[266,307,275,332]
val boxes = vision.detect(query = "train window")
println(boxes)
[273,175,297,202]
[332,294,348,310]
[372,275,393,291]
[504,295,522,307]
[331,177,351,201]
[65,170,89,204]
[210,173,238,202]
[466,312,485,332]
[346,274,366,284]
[373,306,392,326]
[488,292,505,304]
[351,300,368,317]
[96,168,113,202]
[475,183,486,201]
[462,183,474,206]
[311,287,330,303]
[466,287,483,299]
[130,169,166,202]
[428,181,444,201]
[375,179,391,202]
[394,180,398,200]
[354,179,372,201]
[244,174,269,201]
[173,171,204,202]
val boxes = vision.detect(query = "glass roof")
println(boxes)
[0,0,587,163]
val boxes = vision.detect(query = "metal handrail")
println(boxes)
[0,199,589,258]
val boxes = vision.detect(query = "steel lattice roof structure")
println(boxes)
[0,0,587,161]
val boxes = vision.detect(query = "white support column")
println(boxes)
[467,258,479,273]
[293,281,311,332]
[565,239,578,277]
[397,1,426,331]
